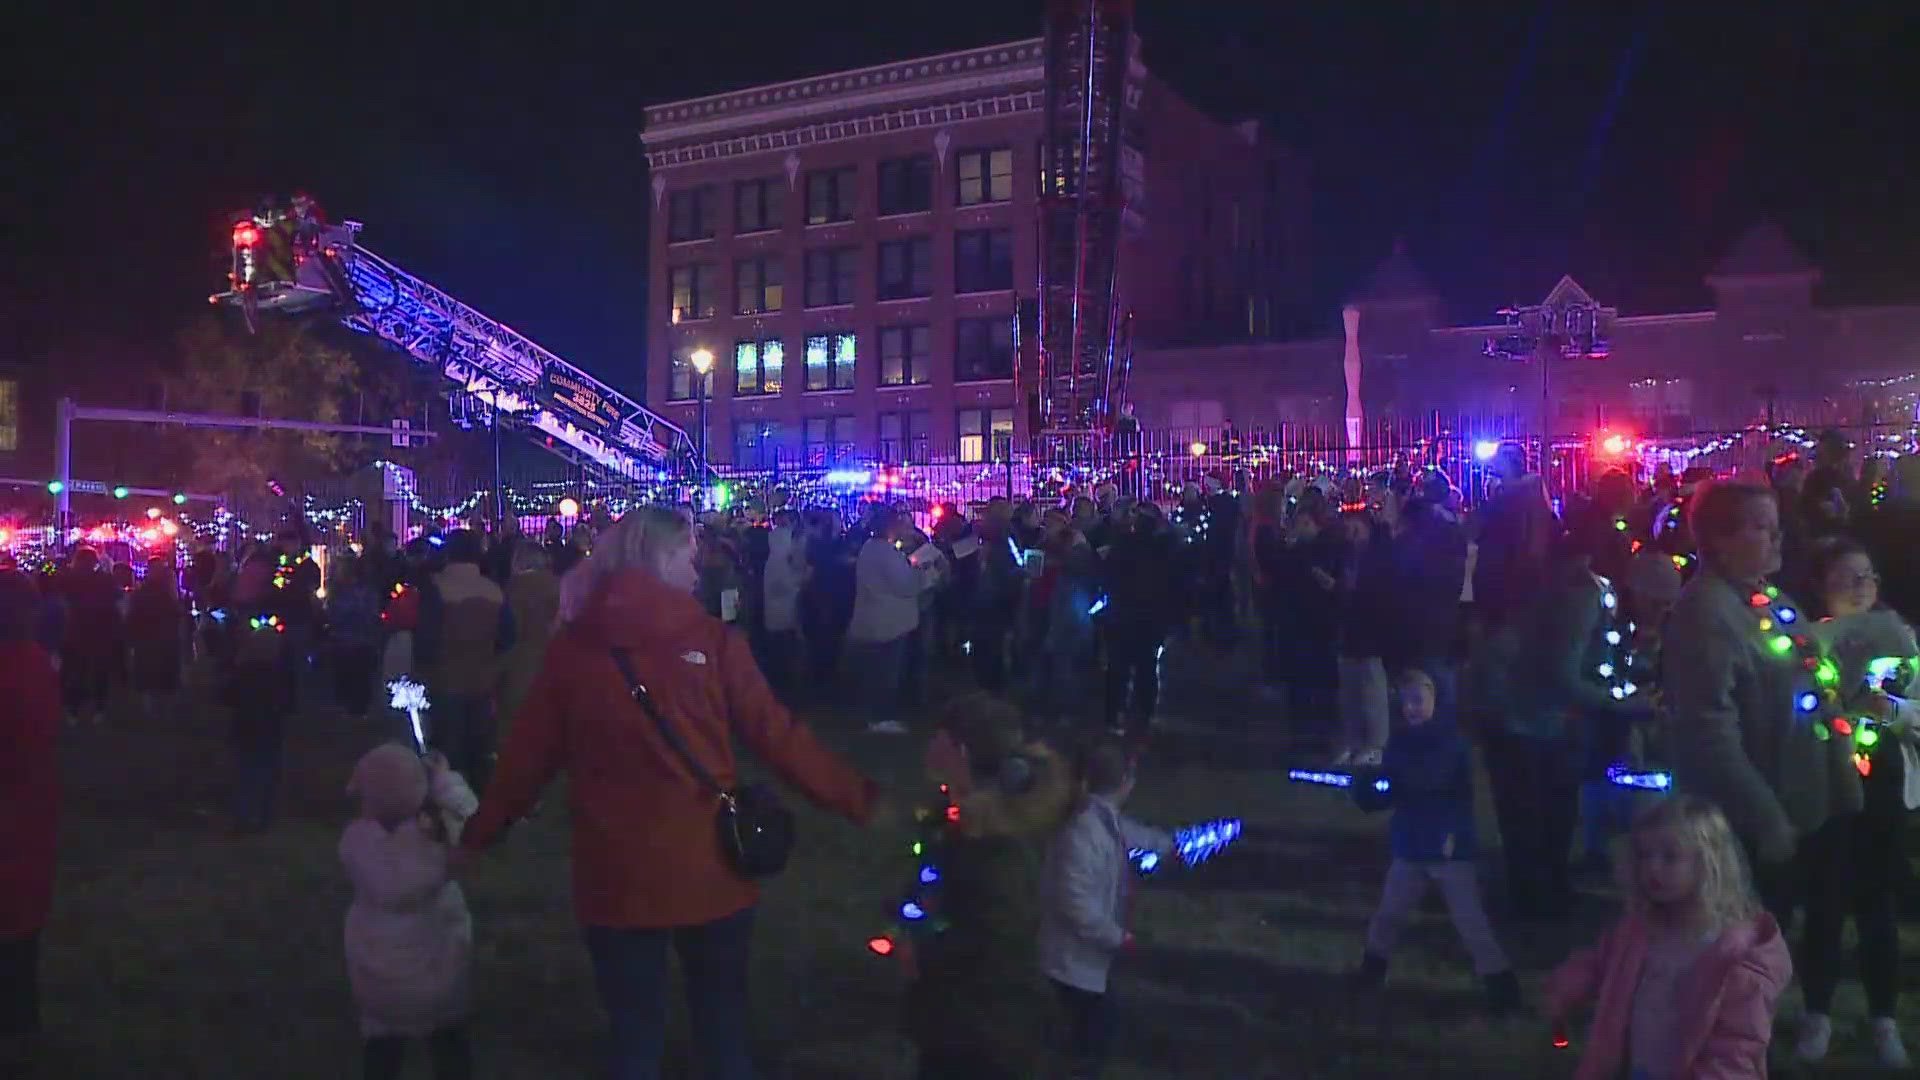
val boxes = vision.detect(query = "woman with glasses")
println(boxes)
[1790,536,1916,1068]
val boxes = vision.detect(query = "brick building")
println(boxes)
[1130,222,1920,441]
[639,37,1306,469]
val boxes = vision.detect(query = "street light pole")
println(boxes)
[689,348,714,507]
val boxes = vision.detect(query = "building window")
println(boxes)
[956,148,1013,205]
[733,338,784,397]
[804,248,857,308]
[878,155,933,216]
[804,332,856,392]
[955,315,1014,382]
[803,415,858,465]
[877,237,932,300]
[0,379,16,452]
[666,187,716,242]
[805,167,856,225]
[957,407,1015,463]
[666,346,705,402]
[954,229,1013,293]
[732,420,781,469]
[878,325,932,386]
[734,178,782,233]
[669,264,718,322]
[879,410,932,464]
[735,257,783,315]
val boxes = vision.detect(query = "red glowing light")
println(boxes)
[1856,756,1872,777]
[1553,1035,1570,1049]
[1749,593,1770,607]
[1600,433,1630,456]
[1832,717,1853,737]
[866,936,894,956]
[930,504,945,520]
[233,223,260,247]
[945,805,961,823]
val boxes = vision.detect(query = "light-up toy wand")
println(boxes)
[387,677,431,753]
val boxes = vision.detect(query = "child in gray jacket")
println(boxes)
[1037,740,1172,1079]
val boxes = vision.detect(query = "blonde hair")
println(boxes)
[556,505,694,624]
[1616,795,1758,930]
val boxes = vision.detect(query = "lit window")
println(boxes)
[805,168,856,225]
[735,339,783,396]
[735,257,783,315]
[877,238,932,300]
[955,316,1014,382]
[670,264,717,321]
[957,148,1013,205]
[879,325,931,386]
[958,407,1015,463]
[805,332,856,392]
[955,229,1013,293]
[734,178,783,233]
[0,379,16,452]
[667,187,716,242]
[667,347,701,402]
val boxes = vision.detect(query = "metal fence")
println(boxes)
[249,412,1920,531]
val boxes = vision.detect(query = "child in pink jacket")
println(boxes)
[1544,794,1791,1080]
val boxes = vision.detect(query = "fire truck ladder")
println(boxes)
[1035,0,1133,457]
[220,219,700,484]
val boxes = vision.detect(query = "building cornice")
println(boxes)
[643,40,1044,146]
[645,90,1044,171]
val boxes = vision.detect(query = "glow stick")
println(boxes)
[1606,765,1671,791]
[1288,769,1391,793]
[1087,594,1108,616]
[1171,818,1242,866]
[387,677,431,752]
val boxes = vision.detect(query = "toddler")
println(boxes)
[1037,738,1172,1079]
[341,743,478,1080]
[1353,668,1520,1015]
[1545,795,1791,1079]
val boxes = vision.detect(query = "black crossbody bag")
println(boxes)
[610,649,795,879]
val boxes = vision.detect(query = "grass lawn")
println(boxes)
[38,656,1920,1078]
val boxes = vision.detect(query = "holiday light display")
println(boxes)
[1591,576,1641,701]
[868,784,960,959]
[1752,586,1918,778]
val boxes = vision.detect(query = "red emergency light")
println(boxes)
[233,223,261,247]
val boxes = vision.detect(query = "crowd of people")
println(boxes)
[3,427,1919,1077]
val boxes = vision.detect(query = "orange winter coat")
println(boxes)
[462,570,877,928]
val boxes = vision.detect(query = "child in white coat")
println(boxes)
[341,743,477,1080]
[1037,740,1172,1079]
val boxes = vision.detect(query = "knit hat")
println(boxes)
[348,742,429,825]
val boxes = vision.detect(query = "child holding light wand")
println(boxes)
[1351,668,1521,1016]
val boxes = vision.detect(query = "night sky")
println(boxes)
[12,2,1916,397]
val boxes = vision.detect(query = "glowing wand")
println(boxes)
[387,677,431,752]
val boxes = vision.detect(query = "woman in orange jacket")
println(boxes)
[461,507,881,1080]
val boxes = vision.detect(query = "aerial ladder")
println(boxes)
[1030,0,1136,462]
[211,198,700,485]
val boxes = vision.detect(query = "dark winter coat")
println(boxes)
[1357,718,1478,863]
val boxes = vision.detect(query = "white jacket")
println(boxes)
[762,524,806,634]
[846,536,926,644]
[1037,795,1171,993]
[340,769,478,1037]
